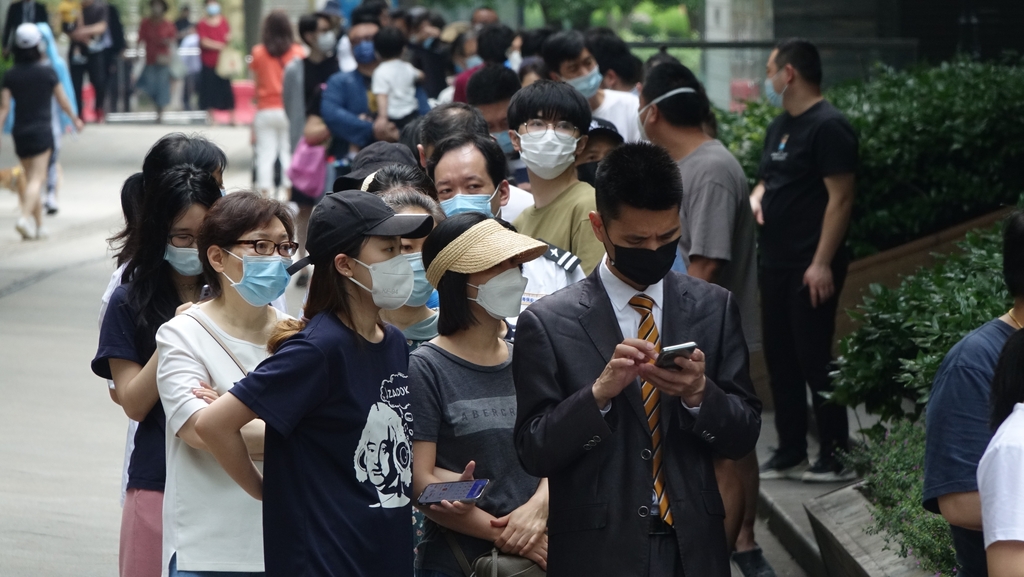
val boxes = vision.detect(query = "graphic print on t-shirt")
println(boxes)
[447,395,517,436]
[771,134,789,161]
[354,372,413,508]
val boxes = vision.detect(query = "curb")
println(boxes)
[757,485,827,577]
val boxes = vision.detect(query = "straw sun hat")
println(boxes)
[426,219,548,287]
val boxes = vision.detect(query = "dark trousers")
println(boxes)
[70,50,106,117]
[760,258,850,459]
[648,532,683,577]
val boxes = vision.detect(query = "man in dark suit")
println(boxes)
[2,0,48,56]
[513,142,761,577]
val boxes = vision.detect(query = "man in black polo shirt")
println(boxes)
[751,38,858,483]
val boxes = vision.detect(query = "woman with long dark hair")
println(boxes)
[979,329,1024,576]
[92,165,222,577]
[0,23,83,240]
[250,9,303,199]
[196,190,433,576]
[410,213,550,576]
[157,191,296,576]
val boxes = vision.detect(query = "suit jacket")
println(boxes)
[513,269,761,577]
[2,1,48,50]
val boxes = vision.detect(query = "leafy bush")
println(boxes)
[715,59,1024,258]
[830,223,1009,421]
[843,421,958,575]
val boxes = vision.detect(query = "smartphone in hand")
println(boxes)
[417,479,489,505]
[655,342,697,370]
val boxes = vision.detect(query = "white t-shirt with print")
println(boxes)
[593,89,641,143]
[979,402,1024,548]
[156,305,291,576]
[371,59,420,120]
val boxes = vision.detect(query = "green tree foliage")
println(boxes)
[716,59,1024,258]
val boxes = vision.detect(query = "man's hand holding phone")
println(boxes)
[638,348,707,408]
[592,338,658,410]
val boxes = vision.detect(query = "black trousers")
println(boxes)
[760,257,850,459]
[648,532,683,577]
[70,50,107,117]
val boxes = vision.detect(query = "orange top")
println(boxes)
[249,43,306,109]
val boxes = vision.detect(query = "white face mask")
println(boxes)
[517,131,579,180]
[637,87,697,141]
[468,267,528,320]
[350,254,414,310]
[317,30,337,54]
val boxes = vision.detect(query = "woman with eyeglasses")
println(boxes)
[195,190,433,576]
[155,191,295,576]
[92,165,222,577]
[410,213,550,577]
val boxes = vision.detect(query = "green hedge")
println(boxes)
[843,421,958,575]
[829,223,1009,421]
[715,59,1024,258]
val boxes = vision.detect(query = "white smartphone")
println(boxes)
[417,479,490,505]
[655,342,697,369]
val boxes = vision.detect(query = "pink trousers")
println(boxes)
[120,488,163,577]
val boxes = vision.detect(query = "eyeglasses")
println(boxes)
[234,239,300,257]
[168,234,197,248]
[520,119,579,138]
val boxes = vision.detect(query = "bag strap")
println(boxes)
[184,311,249,377]
[441,527,475,577]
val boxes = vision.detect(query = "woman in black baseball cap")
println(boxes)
[196,190,432,576]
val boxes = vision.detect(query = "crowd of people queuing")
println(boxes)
[86,4,1024,577]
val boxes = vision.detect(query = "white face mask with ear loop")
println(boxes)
[468,267,529,320]
[637,87,697,141]
[349,254,415,310]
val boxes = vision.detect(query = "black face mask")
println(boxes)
[577,161,599,186]
[609,238,679,287]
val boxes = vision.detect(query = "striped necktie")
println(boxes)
[628,294,673,525]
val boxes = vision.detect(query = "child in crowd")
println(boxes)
[371,26,423,133]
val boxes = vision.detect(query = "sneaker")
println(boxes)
[35,226,49,240]
[759,450,809,480]
[15,217,35,240]
[45,193,59,215]
[732,547,777,577]
[801,455,857,483]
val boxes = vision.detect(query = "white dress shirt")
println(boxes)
[598,259,700,417]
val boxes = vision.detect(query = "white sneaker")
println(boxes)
[15,217,35,240]
[36,226,49,240]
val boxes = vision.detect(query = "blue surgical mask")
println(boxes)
[492,131,515,155]
[222,251,292,307]
[465,54,484,69]
[439,185,499,218]
[353,40,376,65]
[165,244,203,276]
[405,252,434,307]
[205,2,220,16]
[764,72,787,107]
[566,65,602,99]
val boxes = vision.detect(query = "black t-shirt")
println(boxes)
[757,100,858,268]
[303,56,339,117]
[230,312,414,577]
[91,284,166,492]
[2,63,58,135]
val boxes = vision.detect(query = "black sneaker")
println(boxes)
[759,450,808,480]
[801,455,857,483]
[732,547,777,577]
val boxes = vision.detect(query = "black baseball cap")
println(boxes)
[588,117,623,144]
[332,141,419,192]
[287,190,433,274]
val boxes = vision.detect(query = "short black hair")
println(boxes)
[419,103,488,149]
[643,46,681,78]
[12,45,41,64]
[605,53,642,85]
[422,212,491,335]
[641,62,710,128]
[595,142,682,220]
[518,57,546,83]
[990,329,1024,430]
[374,26,406,60]
[584,27,628,74]
[366,162,438,200]
[477,23,515,65]
[466,64,520,106]
[519,26,556,58]
[426,132,507,190]
[774,38,822,86]
[541,30,586,76]
[507,79,591,137]
[1004,211,1024,297]
[349,4,381,27]
[298,13,320,47]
